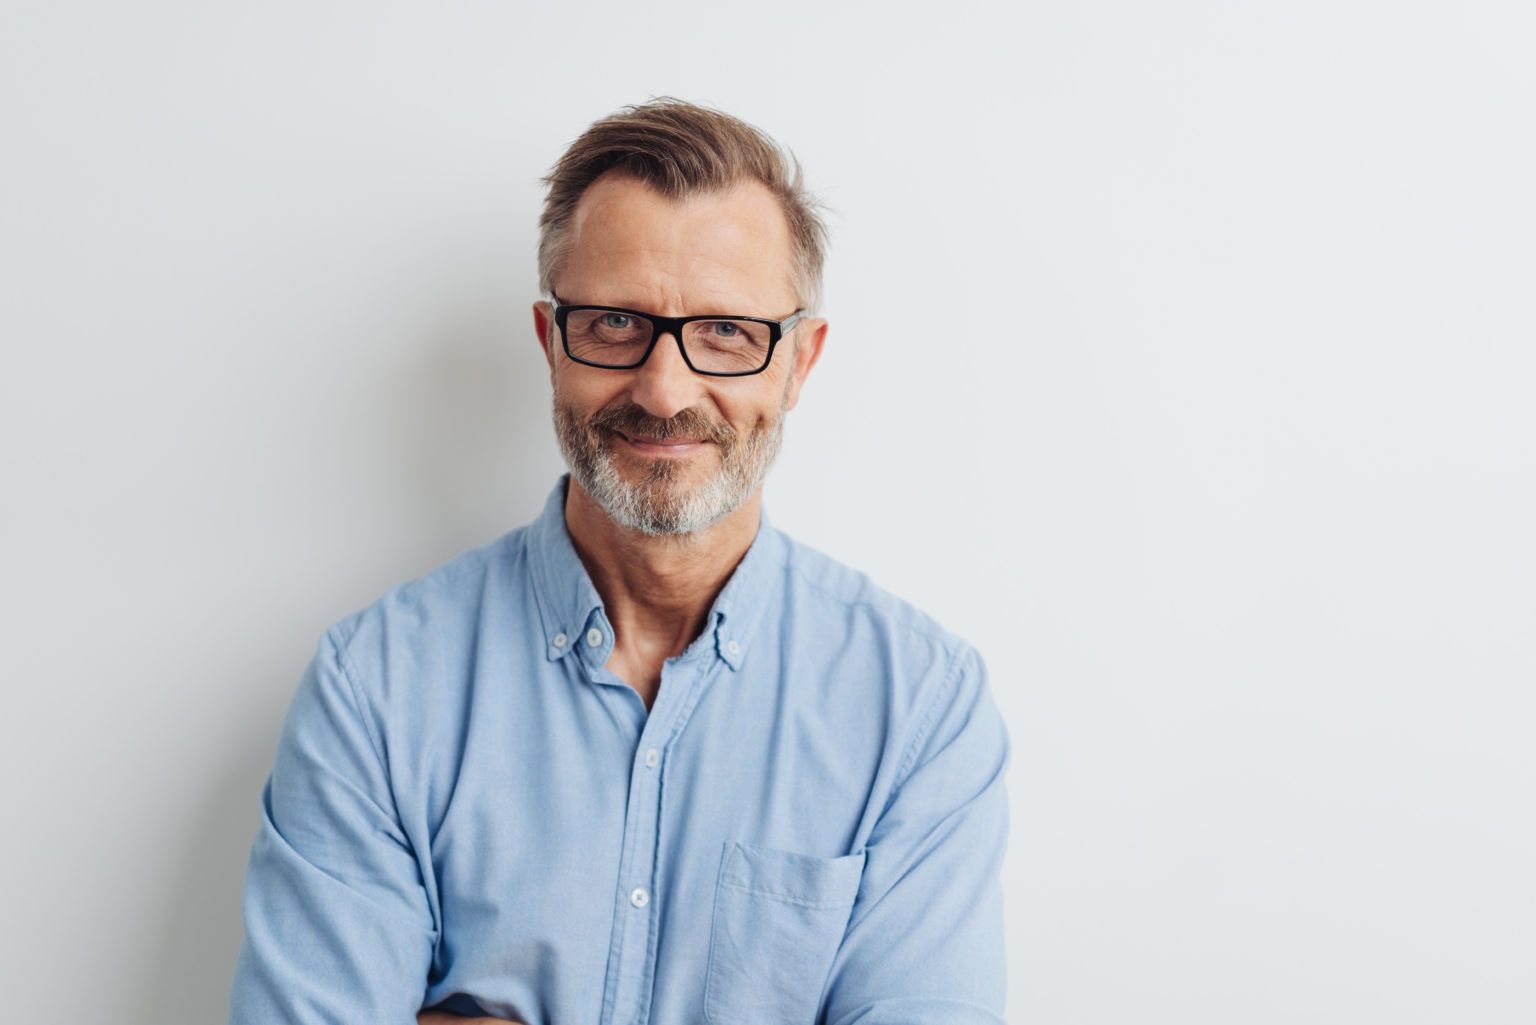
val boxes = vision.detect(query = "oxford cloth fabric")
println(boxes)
[229,473,1011,1025]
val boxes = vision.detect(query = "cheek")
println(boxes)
[555,367,624,413]
[712,393,783,438]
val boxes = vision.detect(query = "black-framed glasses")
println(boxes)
[550,293,803,377]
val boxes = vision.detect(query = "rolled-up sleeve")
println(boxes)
[821,643,1012,1025]
[229,627,437,1023]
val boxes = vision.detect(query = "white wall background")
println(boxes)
[2,2,1531,1022]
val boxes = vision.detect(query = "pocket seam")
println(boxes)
[702,843,732,1025]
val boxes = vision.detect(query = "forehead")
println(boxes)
[561,170,795,314]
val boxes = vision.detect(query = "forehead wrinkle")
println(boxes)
[566,258,781,316]
[581,241,761,279]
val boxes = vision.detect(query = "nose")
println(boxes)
[628,330,705,421]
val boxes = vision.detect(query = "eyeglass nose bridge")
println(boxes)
[640,321,695,372]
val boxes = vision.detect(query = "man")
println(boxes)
[229,97,1010,1025]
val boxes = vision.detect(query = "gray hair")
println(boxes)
[537,96,831,316]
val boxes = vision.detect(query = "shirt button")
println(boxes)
[629,886,650,908]
[553,632,568,648]
[726,639,741,655]
[586,627,604,648]
[644,747,659,768]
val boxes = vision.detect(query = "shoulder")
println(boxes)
[774,528,986,707]
[323,526,530,694]
[777,529,971,653]
[769,528,999,784]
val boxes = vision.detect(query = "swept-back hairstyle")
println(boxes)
[537,96,830,316]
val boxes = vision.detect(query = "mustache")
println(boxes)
[589,403,733,445]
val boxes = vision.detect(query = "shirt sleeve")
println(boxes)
[820,642,1012,1025]
[229,627,438,1023]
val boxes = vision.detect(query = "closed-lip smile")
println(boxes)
[614,430,710,454]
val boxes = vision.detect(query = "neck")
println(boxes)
[563,477,762,658]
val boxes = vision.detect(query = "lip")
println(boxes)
[613,430,711,457]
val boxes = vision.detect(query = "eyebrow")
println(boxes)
[560,295,768,317]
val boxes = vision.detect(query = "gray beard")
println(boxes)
[551,397,786,537]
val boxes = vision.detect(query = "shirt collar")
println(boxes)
[526,473,786,673]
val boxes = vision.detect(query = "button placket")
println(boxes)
[597,654,718,1025]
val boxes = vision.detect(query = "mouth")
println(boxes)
[611,430,711,457]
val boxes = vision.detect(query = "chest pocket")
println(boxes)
[703,840,867,1025]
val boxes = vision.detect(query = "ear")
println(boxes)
[532,300,558,382]
[781,317,828,412]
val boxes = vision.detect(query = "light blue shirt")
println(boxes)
[230,474,1010,1025]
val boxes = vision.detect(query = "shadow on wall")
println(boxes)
[131,299,561,1024]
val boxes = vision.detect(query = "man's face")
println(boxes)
[533,171,826,536]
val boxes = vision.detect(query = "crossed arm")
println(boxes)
[232,633,1009,1024]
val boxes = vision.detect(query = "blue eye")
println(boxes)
[601,313,633,329]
